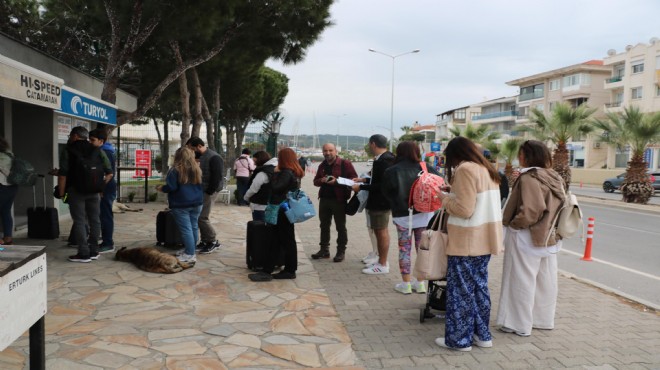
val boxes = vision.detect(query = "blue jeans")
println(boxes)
[252,210,265,222]
[100,180,116,246]
[0,184,18,238]
[170,206,202,256]
[68,188,101,257]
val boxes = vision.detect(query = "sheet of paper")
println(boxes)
[336,177,355,186]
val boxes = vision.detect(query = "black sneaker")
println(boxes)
[98,245,115,254]
[200,240,221,254]
[90,253,100,260]
[68,254,91,263]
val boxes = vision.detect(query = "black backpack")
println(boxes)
[69,146,106,194]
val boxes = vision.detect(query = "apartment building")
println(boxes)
[506,60,611,168]
[435,105,480,141]
[603,38,660,169]
[470,96,518,140]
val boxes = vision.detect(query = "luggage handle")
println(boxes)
[33,174,47,210]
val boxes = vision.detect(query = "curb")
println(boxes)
[576,194,660,214]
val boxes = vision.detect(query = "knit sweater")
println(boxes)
[441,161,503,256]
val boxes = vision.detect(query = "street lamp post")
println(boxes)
[368,48,420,152]
[267,119,282,158]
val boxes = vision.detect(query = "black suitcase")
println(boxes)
[28,174,60,239]
[246,220,284,271]
[156,210,183,248]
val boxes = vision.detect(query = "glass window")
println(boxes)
[631,61,644,74]
[454,109,466,120]
[549,79,560,91]
[548,102,556,111]
[656,85,660,97]
[563,74,579,87]
[615,64,625,77]
[535,104,544,112]
[631,87,643,100]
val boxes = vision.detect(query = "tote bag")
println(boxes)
[413,208,448,281]
[284,189,316,224]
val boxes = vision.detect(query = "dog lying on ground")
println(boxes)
[115,247,193,273]
[113,201,143,213]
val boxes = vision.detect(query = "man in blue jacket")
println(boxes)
[89,128,116,254]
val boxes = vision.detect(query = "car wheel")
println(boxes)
[603,182,615,193]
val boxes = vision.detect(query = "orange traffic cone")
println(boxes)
[581,217,594,261]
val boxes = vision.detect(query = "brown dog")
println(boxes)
[115,247,194,273]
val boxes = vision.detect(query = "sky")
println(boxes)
[266,0,660,140]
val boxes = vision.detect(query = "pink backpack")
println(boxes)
[408,162,445,213]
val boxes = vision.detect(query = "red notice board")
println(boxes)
[135,149,152,177]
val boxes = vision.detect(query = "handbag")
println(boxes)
[265,202,281,225]
[413,208,448,281]
[284,189,316,224]
[345,193,360,216]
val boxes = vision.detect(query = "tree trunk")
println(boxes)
[225,119,237,170]
[190,68,203,139]
[552,143,570,190]
[163,119,170,173]
[172,42,191,146]
[152,117,164,174]
[622,153,653,204]
[504,162,515,187]
[210,78,223,155]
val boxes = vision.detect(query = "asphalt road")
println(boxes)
[569,184,660,206]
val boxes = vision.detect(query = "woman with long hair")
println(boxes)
[497,140,565,337]
[157,147,204,264]
[436,136,503,351]
[245,150,277,221]
[249,148,304,281]
[382,141,440,294]
[0,137,18,245]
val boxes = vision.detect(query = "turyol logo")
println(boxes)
[70,96,82,114]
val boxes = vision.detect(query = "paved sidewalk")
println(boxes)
[0,175,658,369]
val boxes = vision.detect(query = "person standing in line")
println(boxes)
[0,137,18,245]
[58,126,113,263]
[89,128,116,254]
[497,140,565,337]
[156,147,203,264]
[382,141,440,294]
[248,148,305,282]
[234,148,255,206]
[312,143,357,262]
[351,134,395,274]
[435,136,503,351]
[244,151,276,222]
[186,137,224,254]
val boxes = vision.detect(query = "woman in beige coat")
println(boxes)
[497,140,566,337]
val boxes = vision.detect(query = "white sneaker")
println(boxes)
[473,335,493,348]
[362,262,389,274]
[394,282,412,294]
[175,249,185,257]
[177,253,197,263]
[361,251,378,264]
[412,280,427,294]
[435,337,472,352]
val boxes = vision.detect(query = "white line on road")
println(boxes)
[594,221,660,236]
[560,249,660,281]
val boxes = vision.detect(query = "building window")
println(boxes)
[615,64,625,77]
[454,109,466,120]
[656,85,660,97]
[631,87,643,100]
[549,79,560,91]
[631,61,644,74]
[535,104,544,112]
[548,102,556,111]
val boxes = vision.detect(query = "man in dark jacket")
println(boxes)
[186,137,224,254]
[352,134,395,274]
[312,143,357,262]
[89,128,116,254]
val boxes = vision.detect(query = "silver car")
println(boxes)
[602,171,660,193]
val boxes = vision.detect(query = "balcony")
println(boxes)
[518,91,544,102]
[472,111,518,121]
[606,76,623,83]
[605,101,622,108]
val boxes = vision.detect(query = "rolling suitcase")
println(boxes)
[156,210,183,248]
[28,174,60,239]
[246,220,284,271]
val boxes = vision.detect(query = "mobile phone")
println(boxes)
[326,176,335,181]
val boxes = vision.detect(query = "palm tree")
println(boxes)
[592,106,660,204]
[497,138,523,186]
[525,102,596,188]
[449,122,501,145]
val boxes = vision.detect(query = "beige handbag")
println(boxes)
[414,208,448,281]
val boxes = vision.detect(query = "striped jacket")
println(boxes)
[442,161,503,256]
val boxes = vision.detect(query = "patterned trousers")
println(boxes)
[444,255,492,348]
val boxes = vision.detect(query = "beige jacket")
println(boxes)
[442,161,503,256]
[502,167,566,247]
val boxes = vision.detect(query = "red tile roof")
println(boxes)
[583,60,603,65]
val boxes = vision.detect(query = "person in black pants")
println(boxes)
[249,148,305,282]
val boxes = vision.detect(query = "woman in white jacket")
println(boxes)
[244,151,277,221]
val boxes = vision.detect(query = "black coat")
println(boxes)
[359,151,395,211]
[383,160,441,217]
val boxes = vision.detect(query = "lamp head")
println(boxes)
[412,49,420,53]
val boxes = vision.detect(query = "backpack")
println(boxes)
[544,186,584,249]
[408,161,445,213]
[4,153,38,186]
[69,147,106,194]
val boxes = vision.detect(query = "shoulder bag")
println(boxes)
[413,208,448,281]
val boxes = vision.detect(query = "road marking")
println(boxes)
[560,249,660,281]
[581,202,660,217]
[592,221,660,235]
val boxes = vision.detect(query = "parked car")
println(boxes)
[602,171,660,193]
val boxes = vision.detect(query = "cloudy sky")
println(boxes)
[266,0,660,139]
